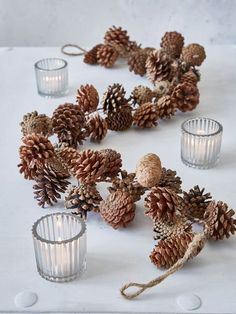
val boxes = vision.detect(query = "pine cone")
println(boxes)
[145,187,179,222]
[104,26,129,56]
[45,157,70,179]
[52,103,86,147]
[128,50,148,76]
[146,50,173,83]
[99,149,122,178]
[160,31,184,58]
[87,114,107,143]
[154,80,172,97]
[19,133,55,169]
[100,190,135,229]
[106,106,133,131]
[83,44,103,65]
[131,85,154,106]
[171,82,199,112]
[55,146,80,171]
[97,44,119,68]
[133,103,158,128]
[33,166,69,207]
[180,70,198,85]
[71,149,106,184]
[181,44,206,66]
[204,201,236,240]
[125,41,142,57]
[158,167,182,194]
[156,95,176,119]
[102,83,126,113]
[150,232,203,269]
[18,160,37,180]
[153,216,192,240]
[65,184,102,218]
[20,111,52,137]
[108,170,146,202]
[180,186,212,221]
[76,84,99,113]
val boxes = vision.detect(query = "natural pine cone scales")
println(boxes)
[146,50,173,83]
[156,95,177,119]
[128,50,148,76]
[99,149,122,178]
[171,82,199,112]
[131,85,154,106]
[97,44,119,68]
[106,106,133,131]
[76,84,99,113]
[158,167,182,194]
[20,111,52,137]
[87,114,107,143]
[160,31,184,58]
[104,26,130,57]
[102,83,126,113]
[133,103,158,128]
[181,43,206,66]
[83,44,103,64]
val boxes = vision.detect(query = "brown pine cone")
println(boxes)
[19,133,55,169]
[180,70,198,85]
[125,41,142,57]
[99,149,122,179]
[18,160,37,180]
[102,83,126,113]
[150,232,203,269]
[76,84,99,113]
[171,82,199,112]
[133,102,158,128]
[128,50,148,76]
[83,44,103,64]
[156,95,176,119]
[20,111,52,137]
[158,167,182,194]
[52,103,86,147]
[33,166,69,207]
[65,184,102,218]
[131,85,154,106]
[153,216,192,240]
[97,44,119,68]
[55,146,80,171]
[181,43,206,66]
[180,186,212,221]
[104,26,129,57]
[146,50,173,83]
[204,201,236,240]
[160,31,184,58]
[145,187,179,222]
[108,170,146,202]
[71,149,106,184]
[100,190,135,229]
[154,80,172,97]
[87,113,107,143]
[106,106,133,131]
[45,157,70,179]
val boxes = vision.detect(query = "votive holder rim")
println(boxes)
[32,212,86,245]
[181,117,223,137]
[34,58,68,71]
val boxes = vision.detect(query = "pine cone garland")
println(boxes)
[83,44,103,65]
[145,187,179,222]
[160,31,184,58]
[97,44,119,68]
[131,85,154,106]
[171,82,199,112]
[180,186,212,221]
[104,26,130,56]
[55,146,80,171]
[100,190,135,229]
[99,149,122,178]
[106,106,133,131]
[181,43,206,66]
[204,201,236,240]
[158,167,182,194]
[156,95,176,119]
[45,157,70,179]
[102,83,126,113]
[18,160,37,180]
[180,70,198,85]
[52,103,86,147]
[76,84,99,113]
[87,114,108,143]
[128,50,148,76]
[146,50,173,83]
[20,111,52,137]
[133,103,158,128]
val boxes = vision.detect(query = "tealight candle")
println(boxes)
[181,117,223,169]
[32,213,86,282]
[34,58,68,97]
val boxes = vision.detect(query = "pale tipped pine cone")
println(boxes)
[160,31,184,58]
[180,70,198,85]
[133,102,158,128]
[128,50,148,76]
[146,50,173,83]
[171,82,199,112]
[87,114,107,143]
[97,44,119,68]
[83,44,103,65]
[158,167,182,194]
[156,95,176,119]
[145,187,179,222]
[55,146,80,171]
[76,84,99,113]
[104,26,130,57]
[181,43,206,66]
[45,157,70,179]
[102,83,126,113]
[106,106,133,131]
[99,148,122,179]
[100,190,135,229]
[131,85,154,106]
[20,111,52,137]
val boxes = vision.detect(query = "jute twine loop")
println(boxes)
[120,230,209,300]
[61,44,87,56]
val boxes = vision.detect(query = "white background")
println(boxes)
[1,0,236,47]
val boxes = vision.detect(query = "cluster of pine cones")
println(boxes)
[84,26,206,113]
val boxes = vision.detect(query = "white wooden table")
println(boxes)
[0,46,236,313]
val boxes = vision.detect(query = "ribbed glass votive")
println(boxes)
[34,58,68,97]
[181,118,223,169]
[32,213,86,282]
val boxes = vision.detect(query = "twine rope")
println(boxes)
[120,230,208,300]
[61,44,87,56]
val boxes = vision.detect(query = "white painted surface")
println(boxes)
[1,0,236,47]
[0,46,236,313]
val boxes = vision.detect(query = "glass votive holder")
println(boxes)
[181,117,223,169]
[32,213,86,282]
[34,58,68,97]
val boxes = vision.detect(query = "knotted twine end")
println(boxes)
[61,44,87,56]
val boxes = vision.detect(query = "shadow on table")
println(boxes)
[217,151,236,169]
